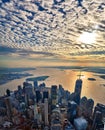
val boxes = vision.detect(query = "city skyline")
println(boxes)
[0,75,104,129]
[0,0,105,67]
[0,1,105,129]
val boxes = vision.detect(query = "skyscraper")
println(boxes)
[67,101,77,123]
[51,85,57,110]
[34,81,38,88]
[34,98,38,121]
[92,103,105,129]
[4,97,13,121]
[44,98,49,125]
[36,90,42,103]
[43,91,49,103]
[74,79,82,105]
[92,111,102,130]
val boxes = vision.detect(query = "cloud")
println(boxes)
[0,45,57,58]
[0,45,16,55]
[69,49,105,56]
[0,0,105,64]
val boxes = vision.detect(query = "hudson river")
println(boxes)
[0,68,105,106]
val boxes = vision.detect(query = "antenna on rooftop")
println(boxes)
[77,70,84,79]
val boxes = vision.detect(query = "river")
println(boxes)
[0,67,105,106]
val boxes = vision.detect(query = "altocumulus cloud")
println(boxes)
[0,0,105,59]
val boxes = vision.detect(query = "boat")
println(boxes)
[88,78,96,81]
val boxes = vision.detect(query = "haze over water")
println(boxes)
[0,67,105,106]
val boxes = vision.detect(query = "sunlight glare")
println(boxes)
[78,32,97,44]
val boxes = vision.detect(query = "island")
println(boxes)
[26,76,49,82]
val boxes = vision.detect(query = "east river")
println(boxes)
[0,68,105,106]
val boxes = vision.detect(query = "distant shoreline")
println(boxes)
[0,73,33,85]
[99,75,105,80]
[0,68,35,85]
[0,67,105,85]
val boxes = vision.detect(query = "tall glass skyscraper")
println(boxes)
[74,79,82,105]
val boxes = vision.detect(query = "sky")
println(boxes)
[0,0,105,67]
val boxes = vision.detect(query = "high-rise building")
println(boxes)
[23,82,32,107]
[23,82,33,97]
[58,85,65,104]
[44,98,49,125]
[67,101,77,123]
[79,97,94,118]
[51,85,58,110]
[17,85,23,95]
[92,103,105,129]
[43,91,49,103]
[4,97,12,121]
[34,81,38,88]
[80,96,87,107]
[25,93,29,107]
[92,111,103,130]
[93,103,105,118]
[43,91,49,99]
[34,99,38,121]
[74,79,82,95]
[86,99,94,117]
[74,79,82,105]
[23,82,34,106]
[36,90,42,103]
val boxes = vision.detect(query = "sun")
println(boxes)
[78,32,97,44]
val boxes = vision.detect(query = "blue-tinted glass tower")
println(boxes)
[74,79,82,105]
